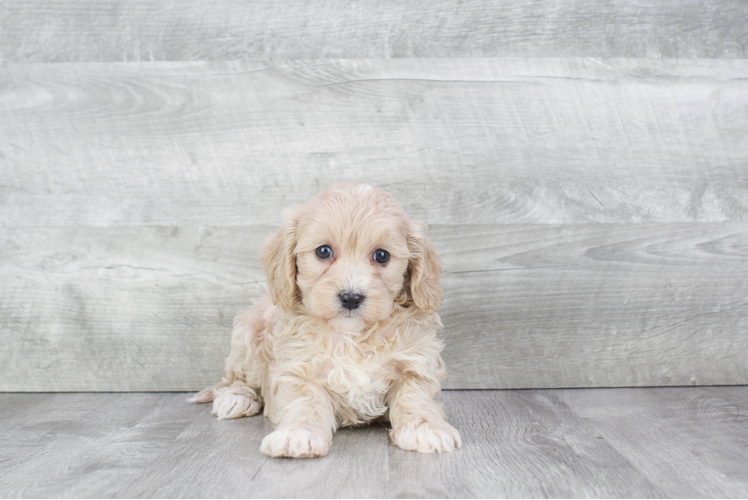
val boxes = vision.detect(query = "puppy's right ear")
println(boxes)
[261,208,301,311]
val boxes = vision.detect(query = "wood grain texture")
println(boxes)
[439,222,748,389]
[0,393,195,498]
[120,401,275,498]
[0,226,265,392]
[3,389,748,497]
[2,223,747,391]
[559,387,748,498]
[1,0,748,62]
[388,391,665,498]
[2,59,748,227]
[121,411,391,498]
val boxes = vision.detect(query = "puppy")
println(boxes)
[190,182,461,457]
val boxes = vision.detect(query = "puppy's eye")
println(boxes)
[315,245,333,260]
[373,249,390,264]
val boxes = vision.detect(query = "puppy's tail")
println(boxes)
[187,378,230,403]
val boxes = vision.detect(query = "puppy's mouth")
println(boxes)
[325,308,368,333]
[340,308,361,318]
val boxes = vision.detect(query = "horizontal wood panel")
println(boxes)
[2,223,747,391]
[0,226,267,391]
[2,0,747,61]
[440,223,748,388]
[1,59,747,226]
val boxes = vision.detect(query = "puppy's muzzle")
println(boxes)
[339,291,365,310]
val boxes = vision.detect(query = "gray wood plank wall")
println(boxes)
[1,1,747,391]
[2,0,748,60]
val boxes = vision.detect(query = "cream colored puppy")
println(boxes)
[191,182,461,458]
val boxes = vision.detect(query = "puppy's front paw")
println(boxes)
[391,420,462,454]
[212,390,262,419]
[260,428,330,458]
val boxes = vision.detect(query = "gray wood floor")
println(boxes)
[2,387,748,498]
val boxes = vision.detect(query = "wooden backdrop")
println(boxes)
[1,1,747,391]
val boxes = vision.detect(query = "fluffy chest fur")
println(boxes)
[264,307,443,427]
[320,334,396,424]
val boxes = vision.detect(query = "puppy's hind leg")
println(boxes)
[189,294,275,419]
[188,378,264,419]
[212,381,264,419]
[187,378,230,404]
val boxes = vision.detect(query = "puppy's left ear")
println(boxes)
[261,208,301,311]
[406,220,443,314]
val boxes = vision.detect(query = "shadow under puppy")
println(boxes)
[191,182,461,457]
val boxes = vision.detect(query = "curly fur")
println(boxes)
[191,182,461,457]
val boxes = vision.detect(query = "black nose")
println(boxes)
[339,291,365,310]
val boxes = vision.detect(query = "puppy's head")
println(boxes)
[261,182,442,332]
